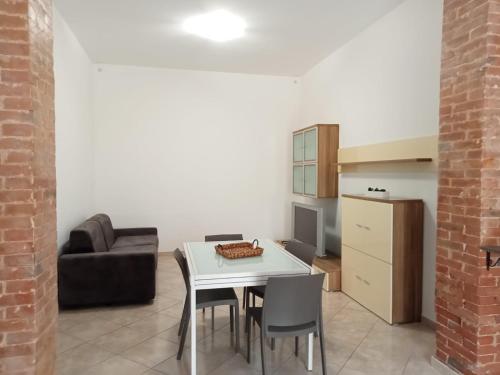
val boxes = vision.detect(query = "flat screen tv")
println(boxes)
[291,202,325,257]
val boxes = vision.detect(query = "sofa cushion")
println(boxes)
[109,244,157,254]
[88,213,115,249]
[69,221,108,254]
[111,235,158,249]
[110,244,158,264]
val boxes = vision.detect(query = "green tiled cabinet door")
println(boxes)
[293,165,304,194]
[293,133,304,162]
[304,128,317,161]
[304,164,317,196]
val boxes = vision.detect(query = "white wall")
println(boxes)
[92,65,299,251]
[54,9,94,248]
[295,0,443,320]
[55,0,442,321]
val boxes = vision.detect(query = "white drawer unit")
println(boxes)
[341,195,424,324]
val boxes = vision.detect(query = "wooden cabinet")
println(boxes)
[341,194,423,324]
[292,124,339,198]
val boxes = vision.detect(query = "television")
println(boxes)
[291,202,325,257]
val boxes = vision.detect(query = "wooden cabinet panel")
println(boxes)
[342,197,393,263]
[342,245,392,323]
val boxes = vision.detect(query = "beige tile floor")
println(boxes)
[57,254,439,375]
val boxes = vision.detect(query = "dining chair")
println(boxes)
[245,240,316,348]
[245,273,326,375]
[174,249,240,359]
[204,234,246,314]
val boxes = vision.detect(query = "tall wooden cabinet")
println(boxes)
[293,124,339,198]
[341,195,423,324]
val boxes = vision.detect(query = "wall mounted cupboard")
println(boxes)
[292,124,339,198]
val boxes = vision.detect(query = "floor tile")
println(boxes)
[64,318,122,341]
[56,342,114,375]
[57,332,85,354]
[403,354,440,375]
[127,312,179,336]
[142,370,166,375]
[122,337,179,367]
[84,355,149,375]
[275,352,342,375]
[90,326,154,354]
[153,349,237,375]
[56,256,437,375]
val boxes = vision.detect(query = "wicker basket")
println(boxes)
[215,240,263,259]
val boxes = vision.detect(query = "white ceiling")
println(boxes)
[55,0,405,76]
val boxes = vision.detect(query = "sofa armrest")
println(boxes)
[114,227,158,237]
[58,250,156,307]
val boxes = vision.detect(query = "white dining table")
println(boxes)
[183,239,314,375]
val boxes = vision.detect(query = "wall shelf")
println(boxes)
[337,135,437,173]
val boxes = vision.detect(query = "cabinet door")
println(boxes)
[304,164,317,196]
[293,166,304,194]
[293,133,304,162]
[304,128,317,161]
[342,245,392,323]
[342,197,393,263]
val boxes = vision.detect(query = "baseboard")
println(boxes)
[421,316,437,330]
[431,356,461,375]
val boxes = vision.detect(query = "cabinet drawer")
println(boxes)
[341,197,393,263]
[341,245,392,323]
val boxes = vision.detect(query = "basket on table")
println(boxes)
[215,239,264,259]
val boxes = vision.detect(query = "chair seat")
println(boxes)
[247,307,317,337]
[248,285,266,298]
[196,288,238,308]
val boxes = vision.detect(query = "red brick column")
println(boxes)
[0,0,57,374]
[437,0,500,374]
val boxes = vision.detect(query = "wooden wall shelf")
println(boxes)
[337,136,437,173]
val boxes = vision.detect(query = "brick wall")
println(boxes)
[437,0,500,374]
[0,0,57,374]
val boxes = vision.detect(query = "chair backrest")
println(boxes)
[262,274,324,334]
[174,248,190,290]
[204,234,243,242]
[285,240,316,266]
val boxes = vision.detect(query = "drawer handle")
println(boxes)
[363,279,371,286]
[355,224,371,231]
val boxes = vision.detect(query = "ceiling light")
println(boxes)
[183,10,246,42]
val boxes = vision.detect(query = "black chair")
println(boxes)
[204,234,244,324]
[245,274,326,375]
[246,240,316,327]
[174,249,240,359]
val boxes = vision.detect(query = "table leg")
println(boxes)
[191,285,197,375]
[307,332,313,371]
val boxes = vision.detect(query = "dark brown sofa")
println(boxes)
[58,214,158,307]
